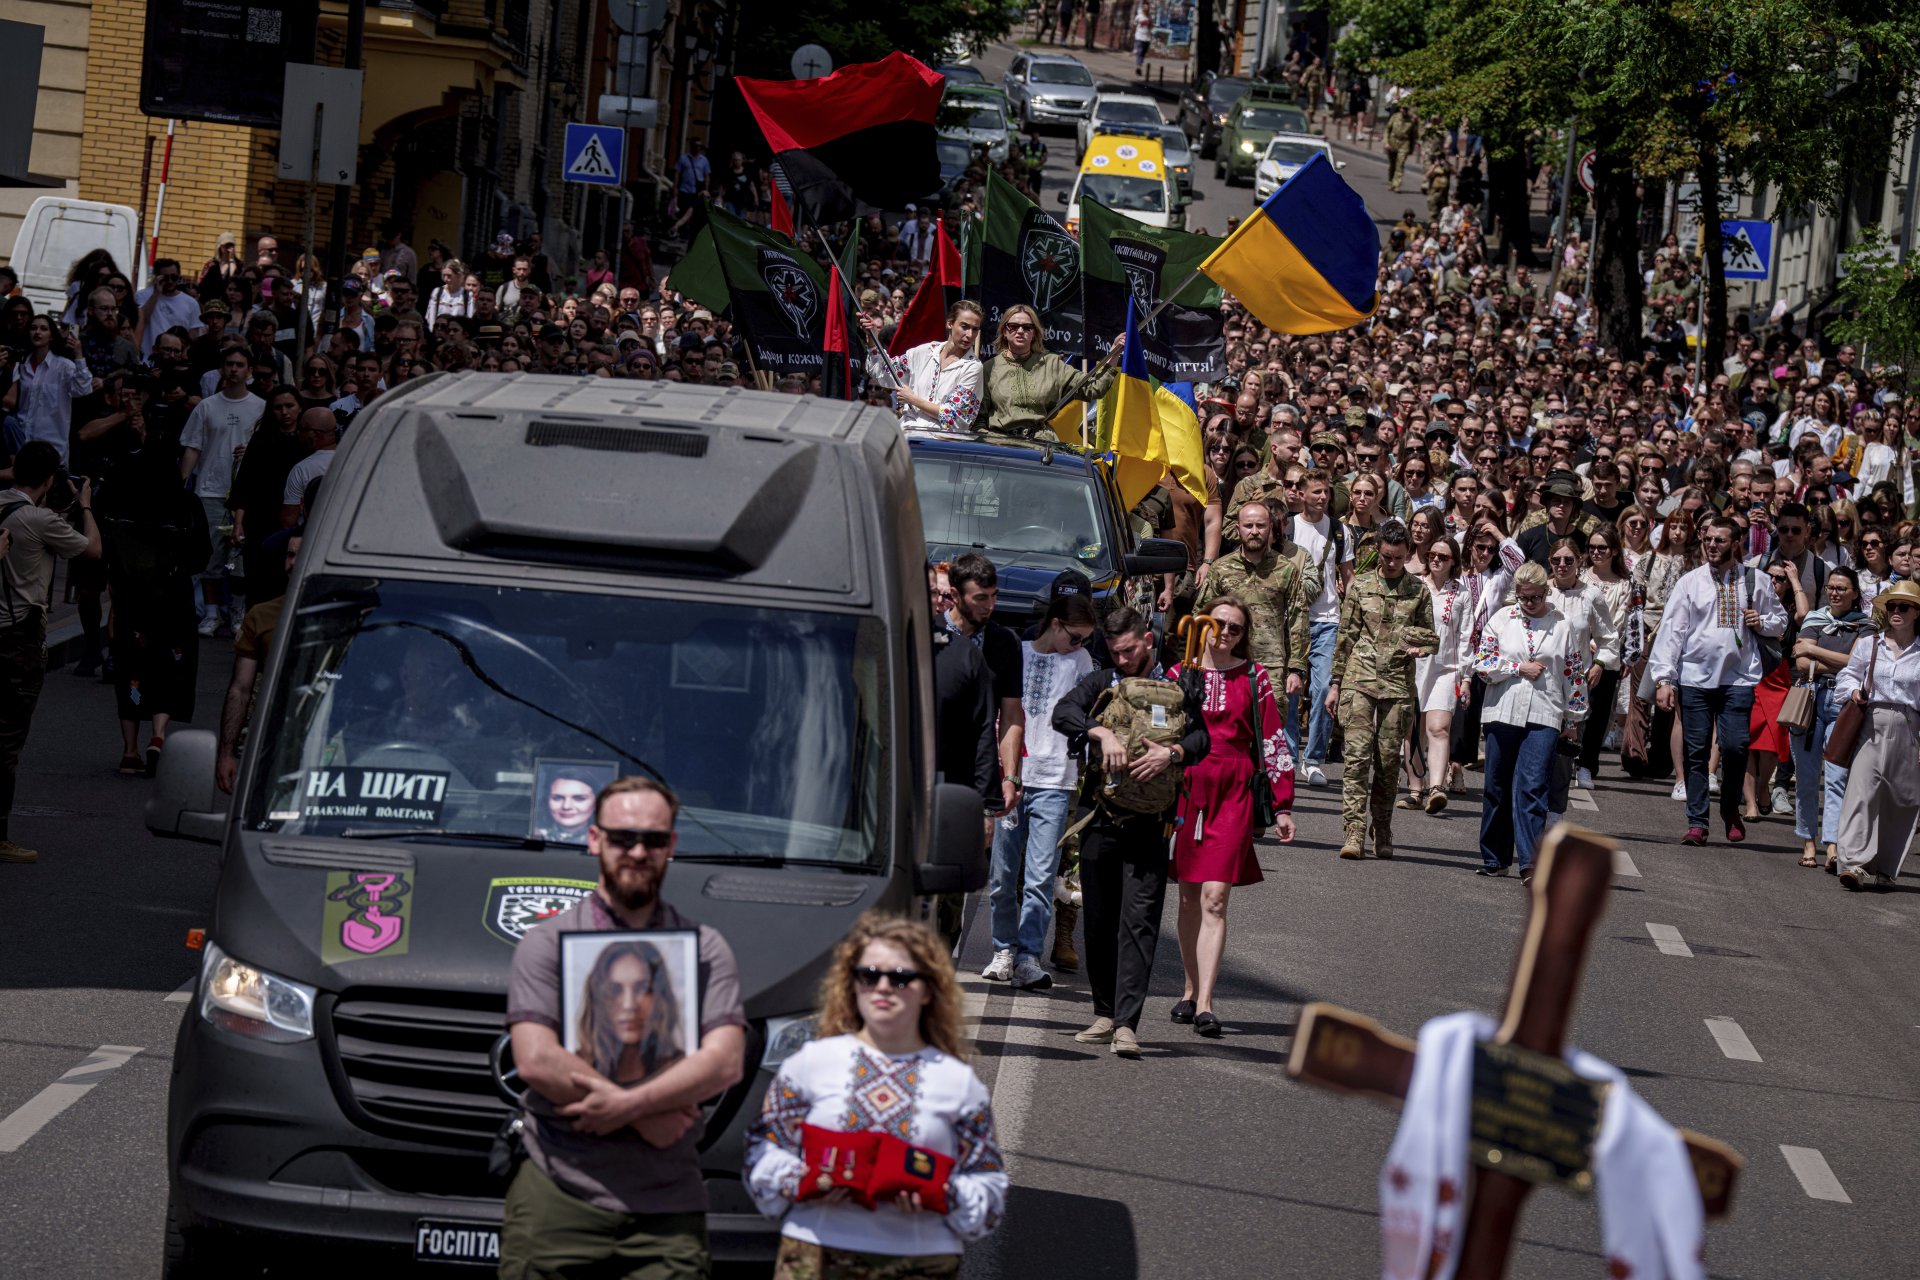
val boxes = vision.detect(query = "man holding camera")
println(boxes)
[1,441,102,864]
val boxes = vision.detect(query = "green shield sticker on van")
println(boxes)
[322,870,414,964]
[483,876,597,945]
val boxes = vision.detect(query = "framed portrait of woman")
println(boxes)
[559,930,701,1087]
[529,758,617,843]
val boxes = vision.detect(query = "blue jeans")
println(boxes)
[1298,619,1338,765]
[989,786,1073,961]
[1480,723,1558,872]
[1678,684,1755,829]
[1790,684,1849,843]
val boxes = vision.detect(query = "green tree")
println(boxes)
[1319,0,1920,359]
[731,0,1013,80]
[1830,226,1920,369]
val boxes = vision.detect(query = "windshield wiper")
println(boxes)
[672,853,792,867]
[340,828,574,849]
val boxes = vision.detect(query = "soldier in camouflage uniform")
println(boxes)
[1195,499,1309,691]
[1325,520,1437,859]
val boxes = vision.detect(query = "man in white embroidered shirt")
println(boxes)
[1647,514,1788,847]
[860,301,985,433]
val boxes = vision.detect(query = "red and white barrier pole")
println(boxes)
[144,118,176,290]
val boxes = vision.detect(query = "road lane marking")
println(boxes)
[0,1045,142,1154]
[1780,1146,1851,1202]
[165,978,195,1003]
[1645,923,1693,957]
[1612,849,1641,878]
[1569,787,1599,813]
[1704,1016,1761,1062]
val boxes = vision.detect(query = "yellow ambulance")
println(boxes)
[1059,130,1187,236]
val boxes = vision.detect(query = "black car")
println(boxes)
[1179,73,1250,158]
[906,429,1187,629]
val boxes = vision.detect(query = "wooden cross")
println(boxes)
[1286,824,1743,1279]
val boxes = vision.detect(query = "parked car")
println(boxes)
[1002,51,1097,130]
[1215,89,1311,185]
[941,87,1014,165]
[937,62,988,85]
[1252,132,1338,200]
[1178,73,1248,159]
[1076,91,1164,160]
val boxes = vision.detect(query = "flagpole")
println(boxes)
[1041,261,1209,421]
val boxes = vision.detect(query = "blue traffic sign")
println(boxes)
[563,123,625,186]
[1720,219,1772,281]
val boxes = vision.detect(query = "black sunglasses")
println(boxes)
[853,966,924,989]
[596,826,673,851]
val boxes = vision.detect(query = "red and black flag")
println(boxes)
[823,262,856,400]
[734,52,944,227]
[889,217,965,356]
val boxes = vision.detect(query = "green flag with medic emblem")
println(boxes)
[979,168,1083,358]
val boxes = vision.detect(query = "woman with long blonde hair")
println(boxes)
[977,302,1115,436]
[746,913,1005,1279]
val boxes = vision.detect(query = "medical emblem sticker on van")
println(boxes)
[483,877,598,945]
[299,767,450,825]
[322,870,414,964]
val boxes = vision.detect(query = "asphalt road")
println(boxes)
[9,618,1920,1279]
[965,35,1412,255]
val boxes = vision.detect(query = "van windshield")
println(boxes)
[245,577,889,869]
[913,457,1115,577]
[1079,173,1166,214]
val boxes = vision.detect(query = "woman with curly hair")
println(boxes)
[747,912,1006,1279]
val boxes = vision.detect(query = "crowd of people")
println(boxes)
[2,41,1918,1280]
[940,128,1920,1041]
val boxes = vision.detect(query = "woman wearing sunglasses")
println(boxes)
[746,913,1005,1278]
[1788,567,1872,869]
[1854,527,1894,609]
[1832,580,1920,890]
[976,304,1114,437]
[1166,598,1294,1037]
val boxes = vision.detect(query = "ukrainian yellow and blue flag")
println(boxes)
[1199,152,1378,334]
[1095,297,1208,509]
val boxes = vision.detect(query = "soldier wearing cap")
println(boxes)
[1325,518,1437,860]
[1309,431,1352,522]
[1515,468,1598,568]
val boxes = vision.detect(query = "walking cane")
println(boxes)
[1177,614,1220,667]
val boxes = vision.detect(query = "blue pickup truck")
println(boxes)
[905,428,1187,627]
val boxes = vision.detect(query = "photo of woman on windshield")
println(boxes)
[561,932,700,1087]
[531,759,616,843]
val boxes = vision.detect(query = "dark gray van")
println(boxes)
[146,373,986,1273]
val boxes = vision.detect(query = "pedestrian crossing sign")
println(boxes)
[1720,219,1772,281]
[563,123,625,186]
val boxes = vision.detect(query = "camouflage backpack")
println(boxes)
[1087,675,1190,815]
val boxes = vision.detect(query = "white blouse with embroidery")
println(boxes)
[745,1034,1006,1256]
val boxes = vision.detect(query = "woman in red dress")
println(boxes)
[1167,598,1296,1038]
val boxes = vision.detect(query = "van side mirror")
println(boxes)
[145,729,228,845]
[1056,191,1069,206]
[916,783,989,894]
[1125,535,1189,577]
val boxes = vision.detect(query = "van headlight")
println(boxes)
[761,1015,817,1069]
[199,941,316,1044]
[1239,139,1256,154]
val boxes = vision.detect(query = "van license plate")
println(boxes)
[414,1219,500,1266]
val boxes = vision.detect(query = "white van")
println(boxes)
[7,197,142,316]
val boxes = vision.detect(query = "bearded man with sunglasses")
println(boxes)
[504,776,747,1277]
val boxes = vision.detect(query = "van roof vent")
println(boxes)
[525,421,709,458]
